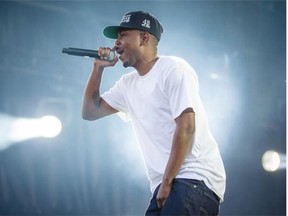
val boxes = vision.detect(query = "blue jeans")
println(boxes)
[145,179,220,216]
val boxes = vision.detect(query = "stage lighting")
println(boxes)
[262,150,286,172]
[38,115,62,138]
[0,113,63,151]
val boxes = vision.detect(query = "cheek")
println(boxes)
[124,36,139,49]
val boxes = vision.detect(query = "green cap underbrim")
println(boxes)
[103,26,120,39]
[103,26,135,39]
[104,25,145,39]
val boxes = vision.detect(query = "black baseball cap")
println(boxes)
[103,11,164,41]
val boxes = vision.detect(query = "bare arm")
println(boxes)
[82,48,119,120]
[156,108,195,208]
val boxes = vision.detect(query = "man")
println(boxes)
[82,11,226,215]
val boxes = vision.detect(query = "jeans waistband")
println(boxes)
[175,178,220,203]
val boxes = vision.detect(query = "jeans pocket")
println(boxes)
[200,181,220,206]
[203,191,219,206]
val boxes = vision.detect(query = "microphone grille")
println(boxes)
[107,50,116,62]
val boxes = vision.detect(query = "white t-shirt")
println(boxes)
[102,56,226,201]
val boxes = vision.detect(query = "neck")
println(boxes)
[135,54,159,76]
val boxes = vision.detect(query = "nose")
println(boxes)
[114,39,121,50]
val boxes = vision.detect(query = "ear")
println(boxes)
[140,32,150,46]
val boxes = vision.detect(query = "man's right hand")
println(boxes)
[94,47,118,68]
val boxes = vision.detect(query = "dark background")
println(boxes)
[0,0,286,215]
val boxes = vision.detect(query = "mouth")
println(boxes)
[116,49,124,60]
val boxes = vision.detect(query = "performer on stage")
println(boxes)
[82,11,226,215]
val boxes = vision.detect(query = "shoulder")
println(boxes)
[158,56,192,69]
[158,56,197,80]
[157,56,196,78]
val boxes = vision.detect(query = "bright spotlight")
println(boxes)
[262,150,286,172]
[0,113,63,151]
[38,115,62,138]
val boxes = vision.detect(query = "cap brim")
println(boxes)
[104,26,139,39]
[103,26,120,39]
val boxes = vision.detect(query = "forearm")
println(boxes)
[162,120,195,185]
[82,65,104,120]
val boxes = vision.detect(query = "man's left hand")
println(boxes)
[156,180,173,208]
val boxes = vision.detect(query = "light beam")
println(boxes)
[262,150,286,172]
[0,113,62,151]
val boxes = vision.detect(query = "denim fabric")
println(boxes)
[145,179,220,216]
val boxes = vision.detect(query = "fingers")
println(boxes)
[156,182,173,209]
[98,47,112,60]
[94,47,118,68]
[156,196,166,208]
[156,189,168,208]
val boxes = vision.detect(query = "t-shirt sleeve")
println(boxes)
[164,61,200,119]
[101,77,131,122]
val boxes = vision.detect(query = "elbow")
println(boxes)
[82,113,94,121]
[82,114,94,121]
[81,103,98,121]
[82,108,104,121]
[81,109,98,121]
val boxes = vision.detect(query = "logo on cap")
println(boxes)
[141,19,151,29]
[121,14,131,23]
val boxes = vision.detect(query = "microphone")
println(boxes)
[62,47,115,62]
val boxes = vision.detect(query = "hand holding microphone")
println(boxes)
[95,47,118,67]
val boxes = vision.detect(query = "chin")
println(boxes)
[122,60,130,68]
[123,62,128,68]
[121,56,133,68]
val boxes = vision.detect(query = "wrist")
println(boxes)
[162,177,174,185]
[93,63,105,72]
